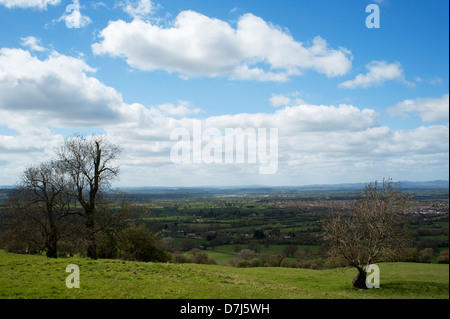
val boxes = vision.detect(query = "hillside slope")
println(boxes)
[0,250,448,299]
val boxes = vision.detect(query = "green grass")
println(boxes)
[205,250,234,265]
[207,244,321,265]
[0,250,448,299]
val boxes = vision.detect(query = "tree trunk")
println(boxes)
[46,234,58,259]
[47,215,58,258]
[87,240,97,259]
[352,267,367,289]
[85,212,97,259]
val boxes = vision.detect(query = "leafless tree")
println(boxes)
[321,179,414,289]
[55,135,121,259]
[3,162,75,258]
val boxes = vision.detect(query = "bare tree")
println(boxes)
[321,179,413,289]
[55,135,121,259]
[3,162,75,258]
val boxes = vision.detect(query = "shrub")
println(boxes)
[96,232,118,259]
[230,254,263,268]
[280,258,293,268]
[398,247,419,262]
[187,249,217,265]
[237,249,255,260]
[264,254,284,267]
[237,260,251,268]
[4,240,31,255]
[309,258,325,270]
[159,237,176,253]
[418,248,435,263]
[324,255,348,268]
[436,250,449,264]
[293,259,312,269]
[228,257,239,267]
[249,258,263,267]
[117,224,171,262]
[172,253,190,264]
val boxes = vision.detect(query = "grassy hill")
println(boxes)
[0,250,448,299]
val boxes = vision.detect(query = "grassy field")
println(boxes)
[206,244,321,265]
[0,250,448,299]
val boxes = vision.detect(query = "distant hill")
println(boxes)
[109,180,449,201]
[398,180,449,188]
[0,185,15,189]
[2,180,448,200]
[114,180,449,192]
[2,180,448,191]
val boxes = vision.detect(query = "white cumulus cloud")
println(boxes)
[0,48,121,130]
[0,47,447,186]
[339,60,414,89]
[269,93,308,107]
[20,36,46,52]
[157,101,202,117]
[120,0,156,19]
[0,0,60,9]
[92,11,353,82]
[388,93,449,123]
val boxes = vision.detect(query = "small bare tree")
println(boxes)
[3,162,75,258]
[55,135,121,259]
[321,179,413,289]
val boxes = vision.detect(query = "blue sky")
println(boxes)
[0,0,448,187]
